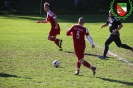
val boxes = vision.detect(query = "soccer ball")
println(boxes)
[52,60,60,68]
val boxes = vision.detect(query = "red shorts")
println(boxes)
[49,24,60,36]
[74,44,85,60]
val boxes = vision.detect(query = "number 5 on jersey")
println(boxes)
[76,31,80,39]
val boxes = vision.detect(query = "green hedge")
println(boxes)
[0,0,113,14]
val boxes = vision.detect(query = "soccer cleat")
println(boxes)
[74,70,79,75]
[98,55,105,59]
[91,67,96,75]
[59,40,63,48]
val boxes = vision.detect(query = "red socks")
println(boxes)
[77,60,81,69]
[54,39,60,47]
[83,61,90,68]
[49,37,60,47]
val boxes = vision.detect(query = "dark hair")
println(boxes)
[44,2,50,7]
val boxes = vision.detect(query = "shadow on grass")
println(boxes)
[75,74,84,76]
[0,14,133,23]
[0,73,18,78]
[97,77,133,86]
[1,14,44,21]
[64,51,98,57]
[57,66,64,68]
[0,73,32,79]
[65,51,111,60]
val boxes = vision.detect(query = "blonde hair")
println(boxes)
[78,17,84,23]
[44,2,50,7]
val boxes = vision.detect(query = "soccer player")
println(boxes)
[37,2,62,50]
[67,17,96,75]
[98,10,133,59]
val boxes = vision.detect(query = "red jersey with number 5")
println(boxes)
[67,25,89,46]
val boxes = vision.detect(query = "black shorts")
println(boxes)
[105,34,122,47]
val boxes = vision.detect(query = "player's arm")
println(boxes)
[51,14,58,29]
[112,17,123,34]
[101,19,109,28]
[66,26,73,36]
[37,20,48,23]
[112,24,123,34]
[47,11,58,29]
[86,34,95,48]
[53,17,58,29]
[85,29,95,48]
[101,23,108,28]
[116,23,123,31]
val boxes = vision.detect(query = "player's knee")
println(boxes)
[116,44,122,47]
[79,59,84,64]
[48,36,56,41]
[48,36,51,40]
[105,43,109,47]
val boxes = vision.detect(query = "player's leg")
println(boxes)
[74,46,96,75]
[74,47,83,75]
[48,35,62,46]
[48,35,56,41]
[98,35,113,59]
[74,45,85,75]
[74,60,81,75]
[48,29,57,41]
[48,34,63,50]
[53,35,63,50]
[114,35,133,51]
[79,59,96,75]
[55,24,63,50]
[54,37,62,48]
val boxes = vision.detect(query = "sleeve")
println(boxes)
[67,26,73,36]
[53,15,57,19]
[114,17,121,25]
[47,11,57,19]
[85,28,94,45]
[86,35,94,45]
[85,28,89,36]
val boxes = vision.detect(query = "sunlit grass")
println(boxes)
[0,14,133,88]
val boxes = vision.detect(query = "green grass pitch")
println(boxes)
[0,14,133,88]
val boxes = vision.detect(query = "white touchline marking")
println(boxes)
[61,24,133,66]
[96,44,133,66]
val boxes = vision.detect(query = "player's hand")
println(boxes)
[55,25,58,29]
[92,45,95,48]
[112,30,117,34]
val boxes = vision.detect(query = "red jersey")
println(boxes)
[67,25,89,46]
[67,24,89,59]
[46,10,60,36]
[46,10,56,27]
